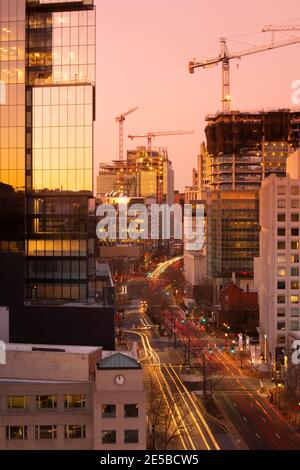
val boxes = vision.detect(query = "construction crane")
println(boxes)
[189,35,300,112]
[262,24,300,32]
[128,130,194,151]
[116,107,139,161]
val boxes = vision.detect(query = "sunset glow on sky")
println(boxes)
[96,0,300,191]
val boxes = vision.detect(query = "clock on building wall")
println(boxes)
[114,375,126,386]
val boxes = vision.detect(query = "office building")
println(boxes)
[255,149,300,388]
[0,345,146,450]
[0,0,97,302]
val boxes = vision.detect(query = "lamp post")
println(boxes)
[240,347,244,369]
[264,333,267,364]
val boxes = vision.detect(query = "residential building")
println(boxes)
[0,345,146,450]
[254,148,300,391]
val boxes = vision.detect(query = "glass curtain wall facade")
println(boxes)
[0,0,96,301]
[0,0,26,252]
[207,191,259,280]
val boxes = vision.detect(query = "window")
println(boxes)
[277,199,286,208]
[277,268,286,277]
[102,404,116,418]
[6,426,27,440]
[7,396,27,409]
[291,228,299,237]
[277,241,286,250]
[35,425,57,440]
[277,308,285,317]
[291,321,299,331]
[291,213,299,222]
[124,430,139,444]
[277,228,285,236]
[291,295,299,304]
[64,394,85,409]
[277,321,285,331]
[277,213,286,222]
[291,267,299,276]
[277,255,286,263]
[291,281,299,290]
[291,241,299,250]
[64,425,86,439]
[277,281,285,290]
[102,430,116,444]
[124,404,139,418]
[277,295,285,304]
[277,186,286,195]
[291,308,299,317]
[291,199,299,208]
[277,335,286,345]
[36,395,57,409]
[291,185,299,195]
[291,254,299,263]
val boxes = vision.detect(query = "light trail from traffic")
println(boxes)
[125,323,220,450]
[149,256,183,280]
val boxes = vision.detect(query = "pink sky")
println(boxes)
[95,0,300,191]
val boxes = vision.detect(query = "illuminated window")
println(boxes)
[64,394,85,409]
[291,254,299,263]
[291,241,299,250]
[277,268,286,277]
[291,295,299,304]
[277,255,286,264]
[64,425,86,439]
[291,281,299,290]
[35,425,57,440]
[36,395,57,409]
[6,426,27,440]
[7,396,27,409]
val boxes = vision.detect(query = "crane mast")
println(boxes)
[115,107,139,161]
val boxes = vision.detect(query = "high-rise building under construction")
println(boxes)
[201,109,300,296]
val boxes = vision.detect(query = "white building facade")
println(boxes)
[255,149,300,384]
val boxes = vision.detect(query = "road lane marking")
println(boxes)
[275,433,281,440]
[243,416,248,422]
[255,433,261,440]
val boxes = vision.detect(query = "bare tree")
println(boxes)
[146,380,189,450]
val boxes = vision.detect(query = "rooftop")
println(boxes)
[98,352,141,370]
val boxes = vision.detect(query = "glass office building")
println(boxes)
[0,0,96,301]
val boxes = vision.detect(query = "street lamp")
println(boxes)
[239,347,244,369]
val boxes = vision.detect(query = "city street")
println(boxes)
[121,275,300,450]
